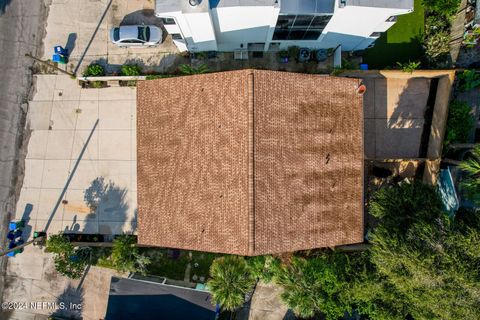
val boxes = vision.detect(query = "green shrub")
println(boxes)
[145,74,174,80]
[46,234,73,254]
[245,255,279,283]
[195,51,208,60]
[463,28,480,48]
[278,50,289,59]
[422,0,460,18]
[425,15,451,35]
[287,46,299,60]
[83,64,105,77]
[458,70,480,91]
[90,81,104,88]
[111,235,150,274]
[120,64,141,76]
[369,181,444,232]
[397,60,421,73]
[444,100,474,147]
[178,63,209,75]
[424,30,451,61]
[46,233,88,279]
[459,145,480,205]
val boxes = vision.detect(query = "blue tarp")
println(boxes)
[438,167,460,216]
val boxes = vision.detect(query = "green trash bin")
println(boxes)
[15,220,25,229]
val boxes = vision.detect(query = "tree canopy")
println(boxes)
[208,181,480,319]
[354,181,480,319]
[111,234,150,274]
[46,233,88,279]
[273,254,352,320]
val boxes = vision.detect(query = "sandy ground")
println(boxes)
[0,0,50,306]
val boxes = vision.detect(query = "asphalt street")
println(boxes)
[0,0,49,301]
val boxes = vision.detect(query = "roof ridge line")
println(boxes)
[247,71,255,255]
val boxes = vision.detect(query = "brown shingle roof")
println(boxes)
[137,70,364,255]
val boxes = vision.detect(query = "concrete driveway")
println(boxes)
[43,0,180,75]
[15,74,137,238]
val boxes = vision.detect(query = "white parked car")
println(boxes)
[110,25,163,47]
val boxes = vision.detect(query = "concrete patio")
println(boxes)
[15,74,137,239]
[363,76,431,159]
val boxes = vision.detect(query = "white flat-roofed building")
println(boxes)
[156,0,413,53]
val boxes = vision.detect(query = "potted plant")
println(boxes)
[278,50,289,63]
[463,28,480,48]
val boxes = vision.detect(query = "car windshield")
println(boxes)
[138,26,150,42]
[113,28,120,41]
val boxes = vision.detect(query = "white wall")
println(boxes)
[319,6,411,50]
[157,10,217,52]
[211,6,279,51]
[183,12,218,51]
[158,3,412,52]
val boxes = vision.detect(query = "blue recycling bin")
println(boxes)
[54,45,68,56]
[360,63,369,70]
[8,222,17,231]
[6,230,22,241]
[52,54,68,64]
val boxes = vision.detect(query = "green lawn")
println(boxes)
[363,0,425,68]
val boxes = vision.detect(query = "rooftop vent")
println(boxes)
[189,0,198,6]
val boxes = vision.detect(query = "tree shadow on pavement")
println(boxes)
[83,177,131,235]
[120,9,159,26]
[50,283,84,320]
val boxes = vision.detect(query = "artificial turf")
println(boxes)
[362,0,425,69]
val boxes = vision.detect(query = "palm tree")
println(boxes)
[459,144,480,205]
[272,255,350,320]
[207,256,255,311]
